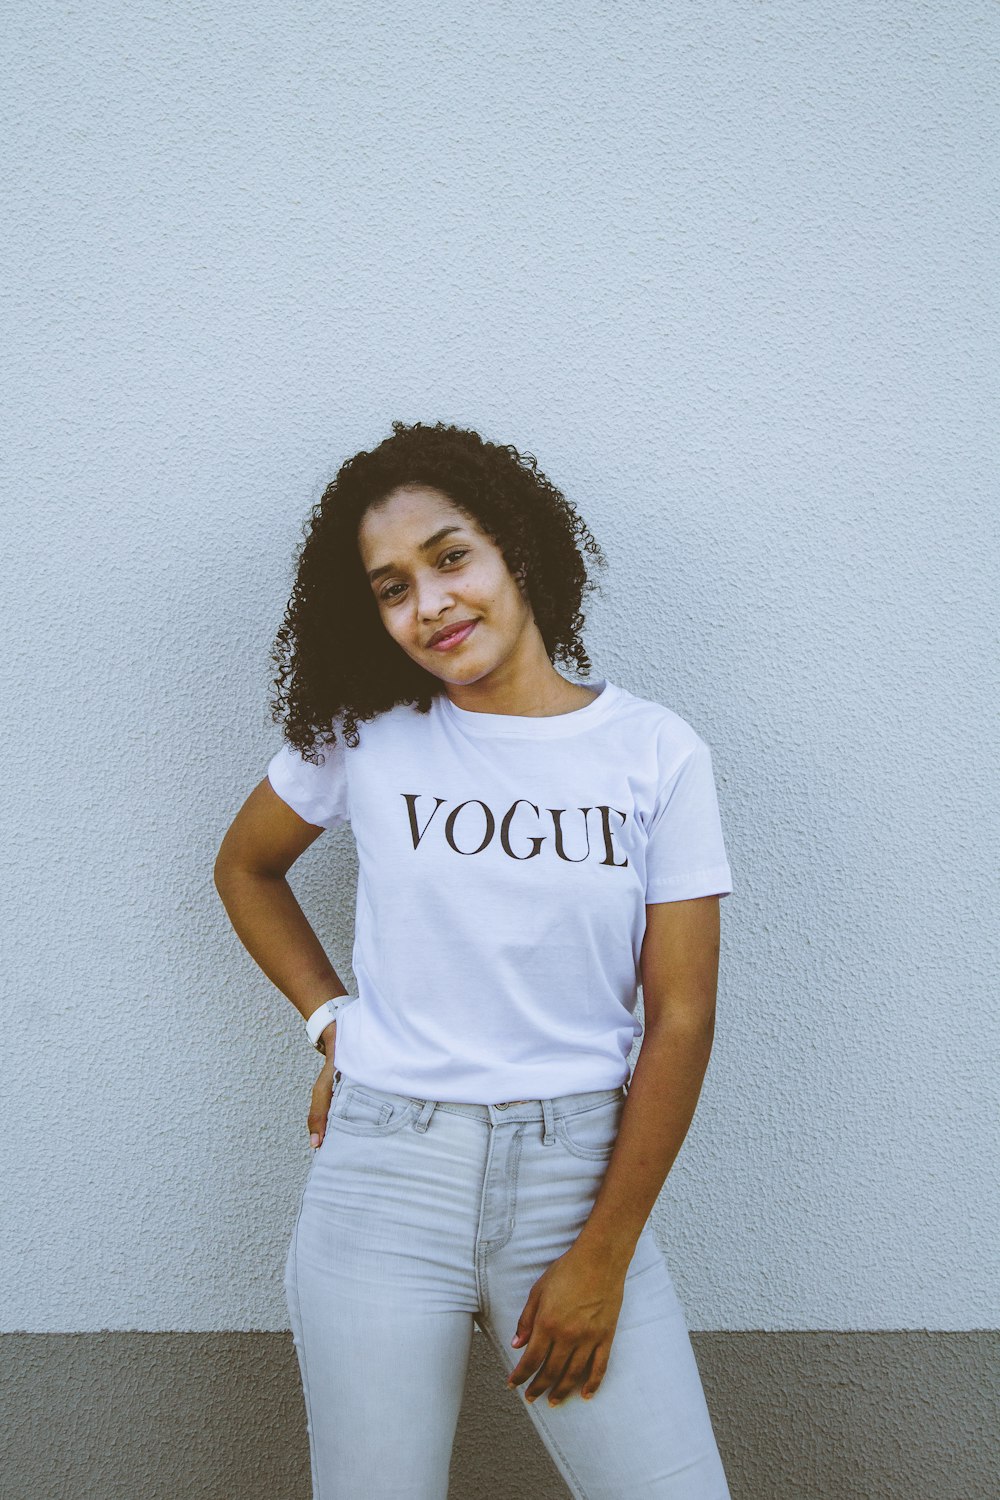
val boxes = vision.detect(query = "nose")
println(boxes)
[416,579,457,620]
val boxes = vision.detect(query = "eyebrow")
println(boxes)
[366,525,467,584]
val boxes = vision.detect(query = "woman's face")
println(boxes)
[357,485,532,686]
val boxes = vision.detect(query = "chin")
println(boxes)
[431,655,490,684]
[434,664,482,684]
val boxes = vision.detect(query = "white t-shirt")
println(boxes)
[266,677,733,1103]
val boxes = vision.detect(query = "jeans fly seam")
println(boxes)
[474,1121,521,1312]
[482,1123,523,1257]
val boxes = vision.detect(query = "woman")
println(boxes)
[214,420,734,1499]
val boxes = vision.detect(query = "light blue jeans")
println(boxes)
[285,1070,732,1500]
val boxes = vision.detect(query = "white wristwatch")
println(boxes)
[305,996,357,1054]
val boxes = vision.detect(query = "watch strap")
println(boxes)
[305,996,357,1053]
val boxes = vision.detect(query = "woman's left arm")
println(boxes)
[575,893,722,1263]
[506,895,722,1406]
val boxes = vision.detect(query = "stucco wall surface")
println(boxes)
[3,0,996,1348]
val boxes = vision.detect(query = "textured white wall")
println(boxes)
[3,1,996,1336]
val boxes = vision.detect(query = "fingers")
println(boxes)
[510,1284,539,1351]
[506,1337,556,1402]
[507,1337,604,1406]
[308,1067,335,1150]
[579,1344,607,1401]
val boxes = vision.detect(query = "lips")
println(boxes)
[428,619,478,649]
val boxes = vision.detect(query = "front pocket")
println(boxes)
[555,1096,624,1160]
[329,1085,418,1136]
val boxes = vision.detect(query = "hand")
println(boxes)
[506,1242,626,1406]
[308,1023,337,1150]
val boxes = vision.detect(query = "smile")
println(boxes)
[429,620,478,651]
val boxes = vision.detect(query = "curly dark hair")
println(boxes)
[268,420,609,759]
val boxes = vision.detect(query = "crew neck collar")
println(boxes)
[438,678,620,738]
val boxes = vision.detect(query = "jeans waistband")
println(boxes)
[331,1070,628,1122]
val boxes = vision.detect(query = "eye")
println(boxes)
[377,549,469,604]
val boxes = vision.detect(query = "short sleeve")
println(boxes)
[643,735,733,902]
[266,733,350,832]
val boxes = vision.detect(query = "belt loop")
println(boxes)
[622,1074,630,1097]
[540,1097,555,1147]
[413,1097,437,1133]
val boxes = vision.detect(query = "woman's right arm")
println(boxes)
[213,776,350,1058]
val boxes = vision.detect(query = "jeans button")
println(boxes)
[496,1102,508,1109]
